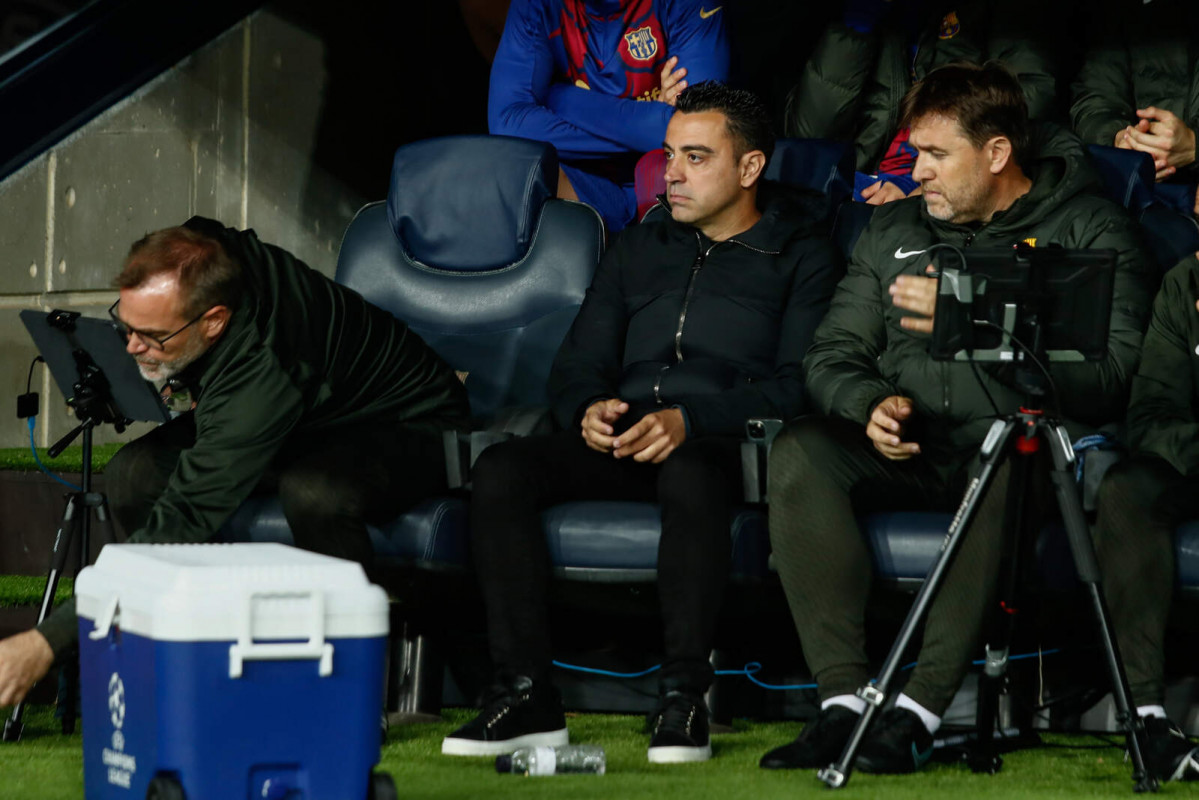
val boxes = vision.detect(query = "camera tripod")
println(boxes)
[817,401,1158,793]
[4,330,124,742]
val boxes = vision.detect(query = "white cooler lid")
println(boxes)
[75,543,389,642]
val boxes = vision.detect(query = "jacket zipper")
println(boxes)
[674,232,779,363]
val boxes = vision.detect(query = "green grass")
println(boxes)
[0,576,73,608]
[0,444,122,472]
[0,706,1159,799]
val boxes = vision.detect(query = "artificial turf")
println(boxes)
[0,443,121,473]
[0,705,1167,799]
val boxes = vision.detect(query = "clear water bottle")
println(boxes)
[495,745,606,776]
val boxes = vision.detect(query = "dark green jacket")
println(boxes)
[38,218,471,656]
[785,3,1060,173]
[1070,0,1199,156]
[120,217,470,546]
[1127,254,1199,474]
[804,125,1154,471]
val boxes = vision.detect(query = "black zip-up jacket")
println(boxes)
[548,183,841,436]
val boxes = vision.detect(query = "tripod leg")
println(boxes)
[819,417,1018,789]
[3,494,81,742]
[1045,425,1158,794]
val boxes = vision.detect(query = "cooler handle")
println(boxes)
[228,590,334,679]
[87,595,120,641]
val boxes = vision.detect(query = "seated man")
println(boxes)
[762,62,1153,774]
[1091,251,1199,782]
[786,0,1062,207]
[0,219,470,708]
[489,0,729,232]
[1071,0,1199,217]
[441,82,840,763]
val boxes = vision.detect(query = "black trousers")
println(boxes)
[105,412,449,568]
[1093,456,1193,707]
[768,416,1035,717]
[470,430,744,694]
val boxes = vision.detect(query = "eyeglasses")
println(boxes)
[108,299,207,350]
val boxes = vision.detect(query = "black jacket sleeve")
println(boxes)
[547,242,628,430]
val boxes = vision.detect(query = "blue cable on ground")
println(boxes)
[27,416,82,491]
[552,649,1061,691]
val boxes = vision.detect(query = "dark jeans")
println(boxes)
[1093,456,1193,707]
[768,416,1038,716]
[470,430,744,694]
[105,412,449,568]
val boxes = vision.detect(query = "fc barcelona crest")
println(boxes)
[938,11,960,39]
[625,26,659,61]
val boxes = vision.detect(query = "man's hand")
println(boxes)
[889,264,938,333]
[659,56,688,107]
[612,408,686,463]
[581,398,629,453]
[867,396,920,460]
[861,180,909,206]
[1122,107,1197,180]
[0,630,54,707]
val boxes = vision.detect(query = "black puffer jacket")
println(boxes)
[1071,0,1199,158]
[548,183,841,436]
[804,124,1154,471]
[786,2,1062,173]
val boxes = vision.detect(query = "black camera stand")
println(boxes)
[817,400,1157,793]
[4,318,125,742]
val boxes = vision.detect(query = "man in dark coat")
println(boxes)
[762,61,1154,775]
[0,219,469,709]
[441,81,840,764]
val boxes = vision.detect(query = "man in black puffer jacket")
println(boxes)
[441,82,840,765]
[762,62,1154,776]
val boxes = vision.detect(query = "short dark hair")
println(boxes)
[116,226,242,317]
[899,61,1030,167]
[675,81,775,167]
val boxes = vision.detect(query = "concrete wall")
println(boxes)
[0,9,367,449]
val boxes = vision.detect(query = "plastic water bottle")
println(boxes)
[495,745,606,776]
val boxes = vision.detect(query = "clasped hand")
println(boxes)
[581,398,685,463]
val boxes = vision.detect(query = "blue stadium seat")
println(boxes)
[223,134,603,569]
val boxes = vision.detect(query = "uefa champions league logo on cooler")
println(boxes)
[108,672,125,729]
[103,672,137,788]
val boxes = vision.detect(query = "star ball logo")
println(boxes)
[108,672,126,730]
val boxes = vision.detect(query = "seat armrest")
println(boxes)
[741,418,784,503]
[442,406,555,489]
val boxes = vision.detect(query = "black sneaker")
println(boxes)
[1141,717,1199,782]
[647,690,711,763]
[759,705,860,770]
[855,707,934,774]
[441,676,568,756]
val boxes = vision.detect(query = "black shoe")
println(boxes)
[647,690,711,763]
[1141,717,1199,782]
[855,707,934,774]
[759,705,860,770]
[441,676,568,756]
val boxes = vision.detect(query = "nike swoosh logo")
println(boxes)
[912,741,933,768]
[894,247,928,259]
[700,6,722,18]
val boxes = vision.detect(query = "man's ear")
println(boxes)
[740,150,766,188]
[201,306,231,343]
[988,136,1014,175]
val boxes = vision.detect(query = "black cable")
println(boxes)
[974,320,1063,414]
[25,356,43,394]
[968,352,1003,418]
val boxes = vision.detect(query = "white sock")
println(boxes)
[1137,704,1167,720]
[822,694,866,715]
[896,693,941,734]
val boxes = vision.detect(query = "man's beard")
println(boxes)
[136,334,206,383]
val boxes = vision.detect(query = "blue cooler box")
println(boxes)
[76,543,390,800]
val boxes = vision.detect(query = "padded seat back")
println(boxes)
[336,135,604,423]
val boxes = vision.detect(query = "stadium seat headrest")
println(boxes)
[387,135,559,271]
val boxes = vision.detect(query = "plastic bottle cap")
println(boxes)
[495,754,512,774]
